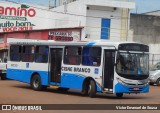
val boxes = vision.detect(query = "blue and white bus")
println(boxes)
[7,40,149,97]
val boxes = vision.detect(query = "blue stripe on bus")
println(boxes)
[61,73,84,90]
[61,73,102,92]
[7,69,102,92]
[115,83,149,93]
[86,42,96,46]
[7,68,49,86]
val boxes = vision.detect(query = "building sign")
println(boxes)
[48,30,80,42]
[0,5,36,17]
[0,1,82,34]
[0,4,36,32]
[0,5,36,32]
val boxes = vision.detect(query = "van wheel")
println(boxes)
[31,74,44,91]
[88,80,96,98]
[116,93,123,98]
[156,78,160,86]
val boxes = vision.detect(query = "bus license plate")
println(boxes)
[133,87,139,90]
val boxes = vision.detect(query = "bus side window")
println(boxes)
[22,46,35,62]
[82,47,101,66]
[64,46,81,65]
[10,45,22,61]
[35,46,48,63]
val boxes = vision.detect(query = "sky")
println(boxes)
[132,0,160,14]
[1,0,160,14]
[0,0,50,6]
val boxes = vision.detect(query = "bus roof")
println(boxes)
[9,40,148,48]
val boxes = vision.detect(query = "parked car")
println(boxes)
[149,62,160,86]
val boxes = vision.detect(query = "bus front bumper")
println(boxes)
[115,83,149,93]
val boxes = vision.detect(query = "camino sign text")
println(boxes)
[0,4,36,32]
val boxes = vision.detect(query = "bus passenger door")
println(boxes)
[50,48,63,83]
[103,50,115,91]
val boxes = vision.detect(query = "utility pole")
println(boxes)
[49,0,50,9]
[64,0,67,13]
[54,0,56,7]
[49,0,56,9]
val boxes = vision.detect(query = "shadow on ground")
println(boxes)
[12,84,151,100]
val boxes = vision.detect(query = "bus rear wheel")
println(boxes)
[88,80,96,98]
[116,93,123,98]
[31,74,45,91]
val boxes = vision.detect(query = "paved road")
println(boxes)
[0,80,160,113]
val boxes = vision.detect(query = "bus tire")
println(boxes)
[88,80,96,98]
[81,82,89,96]
[1,74,6,80]
[116,93,123,98]
[31,74,43,91]
[156,78,160,86]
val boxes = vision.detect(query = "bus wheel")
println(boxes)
[1,74,6,80]
[116,93,123,98]
[88,80,96,98]
[156,78,160,86]
[81,82,89,96]
[31,74,43,91]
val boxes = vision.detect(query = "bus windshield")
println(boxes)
[116,52,149,80]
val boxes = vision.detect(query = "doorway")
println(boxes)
[103,50,115,89]
[50,48,63,83]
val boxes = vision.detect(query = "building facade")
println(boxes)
[0,0,135,49]
[130,13,160,64]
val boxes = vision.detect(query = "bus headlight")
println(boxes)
[117,78,128,86]
[143,81,149,86]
